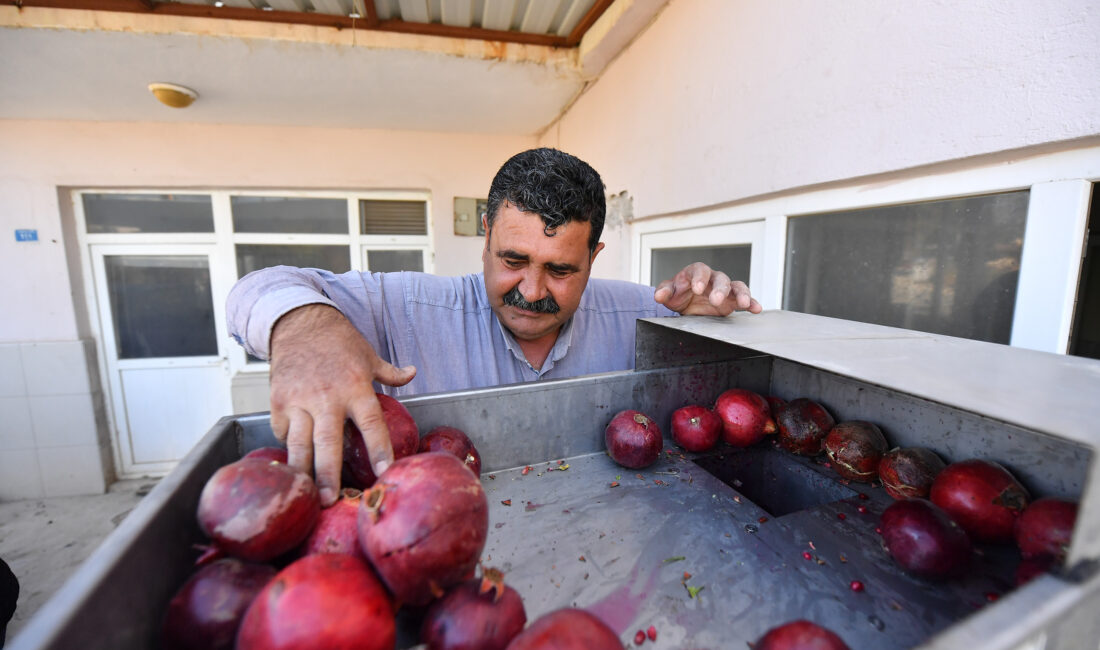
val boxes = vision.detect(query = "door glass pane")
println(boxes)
[231,197,347,234]
[84,194,213,234]
[366,250,424,272]
[360,200,428,235]
[235,244,351,278]
[784,191,1029,344]
[105,256,217,359]
[650,245,751,287]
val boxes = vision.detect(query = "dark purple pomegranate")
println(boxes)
[822,421,889,482]
[1014,497,1078,561]
[604,410,662,469]
[504,608,623,649]
[421,567,527,650]
[420,425,482,476]
[342,392,420,489]
[878,447,946,500]
[754,620,850,650]
[358,452,489,606]
[298,488,363,559]
[930,459,1030,544]
[776,398,835,456]
[880,499,972,579]
[236,553,394,650]
[161,558,276,650]
[765,396,787,421]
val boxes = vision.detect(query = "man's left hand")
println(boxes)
[654,262,762,316]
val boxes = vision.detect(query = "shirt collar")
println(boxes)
[495,314,576,377]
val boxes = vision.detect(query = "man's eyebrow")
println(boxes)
[496,249,529,261]
[546,262,581,273]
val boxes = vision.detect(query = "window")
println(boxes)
[784,192,1029,344]
[1069,184,1099,360]
[650,245,751,287]
[83,194,213,234]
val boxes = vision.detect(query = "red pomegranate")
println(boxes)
[197,457,320,562]
[878,447,946,500]
[421,567,527,650]
[604,410,663,469]
[822,421,889,482]
[670,405,722,452]
[358,452,489,606]
[243,447,288,464]
[880,499,972,580]
[1015,555,1056,587]
[714,389,776,448]
[236,553,394,650]
[342,392,421,489]
[161,558,276,650]
[754,620,850,650]
[419,425,483,476]
[930,459,1030,544]
[1014,497,1078,561]
[297,488,363,558]
[776,398,835,456]
[504,608,623,649]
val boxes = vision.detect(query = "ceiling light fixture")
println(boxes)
[214,1,224,6]
[148,83,199,109]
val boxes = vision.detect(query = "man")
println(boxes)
[227,148,760,505]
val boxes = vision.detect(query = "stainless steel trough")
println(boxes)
[10,311,1100,650]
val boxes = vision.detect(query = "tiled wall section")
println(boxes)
[0,339,112,500]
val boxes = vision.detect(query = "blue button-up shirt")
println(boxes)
[227,267,677,397]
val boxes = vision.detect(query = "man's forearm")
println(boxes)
[226,266,340,360]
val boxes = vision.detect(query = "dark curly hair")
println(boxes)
[485,148,606,253]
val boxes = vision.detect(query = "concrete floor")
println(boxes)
[0,479,159,643]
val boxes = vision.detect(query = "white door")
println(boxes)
[91,244,233,477]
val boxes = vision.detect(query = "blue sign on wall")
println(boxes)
[15,229,38,242]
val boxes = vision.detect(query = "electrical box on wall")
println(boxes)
[453,197,487,236]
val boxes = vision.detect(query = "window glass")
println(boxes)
[231,197,346,234]
[84,194,213,234]
[366,250,424,273]
[360,200,428,235]
[235,244,351,278]
[105,255,217,359]
[784,192,1029,344]
[1069,183,1099,360]
[650,245,751,287]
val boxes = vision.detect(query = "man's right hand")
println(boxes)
[268,304,416,506]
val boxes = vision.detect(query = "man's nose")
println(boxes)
[519,268,548,302]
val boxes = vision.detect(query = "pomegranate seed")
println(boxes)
[634,630,646,645]
[985,592,1000,602]
[858,492,869,500]
[802,551,813,560]
[837,513,847,520]
[758,516,769,523]
[857,505,868,514]
[875,526,883,535]
[647,626,657,641]
[850,580,865,592]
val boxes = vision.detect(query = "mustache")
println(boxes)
[502,285,560,314]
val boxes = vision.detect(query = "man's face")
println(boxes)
[482,201,604,343]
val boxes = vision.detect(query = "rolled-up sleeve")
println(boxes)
[225,266,339,360]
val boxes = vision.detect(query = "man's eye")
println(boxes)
[549,268,572,278]
[503,259,524,269]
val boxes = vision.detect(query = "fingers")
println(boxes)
[349,394,395,479]
[311,412,345,506]
[284,408,314,479]
[374,362,417,388]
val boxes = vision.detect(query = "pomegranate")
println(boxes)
[298,488,363,558]
[420,425,483,476]
[358,452,489,606]
[342,392,421,489]
[776,398,835,456]
[1014,497,1078,561]
[670,405,722,452]
[505,608,623,649]
[714,389,776,447]
[161,558,276,650]
[930,459,1030,544]
[243,447,288,464]
[878,447,946,500]
[766,396,787,420]
[1015,555,1056,586]
[236,553,394,650]
[604,410,663,469]
[754,620,850,650]
[880,499,972,579]
[822,421,889,482]
[197,457,320,562]
[421,567,527,650]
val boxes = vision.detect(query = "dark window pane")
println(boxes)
[367,250,424,272]
[650,245,751,287]
[360,200,428,235]
[1069,184,1100,360]
[84,194,213,234]
[105,256,217,359]
[784,192,1029,344]
[231,196,347,234]
[235,244,351,278]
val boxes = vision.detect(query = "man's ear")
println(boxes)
[589,242,605,266]
[482,213,491,250]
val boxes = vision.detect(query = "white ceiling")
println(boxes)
[0,2,666,134]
